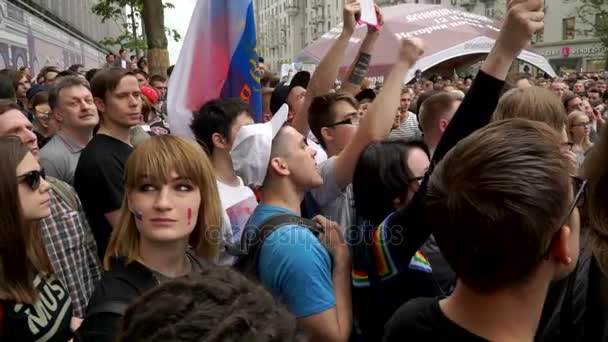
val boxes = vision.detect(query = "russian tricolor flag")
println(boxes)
[167,0,263,137]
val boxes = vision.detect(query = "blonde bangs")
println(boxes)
[125,136,206,189]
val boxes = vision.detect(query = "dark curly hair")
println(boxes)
[118,265,300,342]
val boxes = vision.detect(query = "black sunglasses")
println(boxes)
[18,169,46,191]
[327,116,360,128]
[540,176,587,260]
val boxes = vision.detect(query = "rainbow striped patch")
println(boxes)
[351,215,433,287]
[408,251,433,273]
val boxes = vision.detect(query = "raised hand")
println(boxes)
[496,0,544,59]
[343,0,361,35]
[367,4,384,34]
[398,37,425,67]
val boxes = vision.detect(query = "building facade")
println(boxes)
[254,0,344,72]
[255,0,606,73]
[447,0,606,73]
[0,0,124,73]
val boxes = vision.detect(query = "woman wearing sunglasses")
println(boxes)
[0,136,78,341]
[75,135,222,342]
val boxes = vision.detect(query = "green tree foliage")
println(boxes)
[92,0,181,56]
[576,0,608,68]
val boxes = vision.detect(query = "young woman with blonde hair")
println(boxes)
[76,135,222,342]
[567,111,593,168]
[0,136,78,341]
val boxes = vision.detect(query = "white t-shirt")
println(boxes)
[217,177,258,265]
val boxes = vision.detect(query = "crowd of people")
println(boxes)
[1,0,608,341]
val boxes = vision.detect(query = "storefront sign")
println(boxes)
[537,45,607,58]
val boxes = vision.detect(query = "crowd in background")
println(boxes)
[2,0,608,341]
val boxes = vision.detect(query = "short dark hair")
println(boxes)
[353,139,429,226]
[308,92,359,149]
[67,64,84,72]
[90,68,134,101]
[118,267,299,342]
[119,48,126,54]
[149,74,167,85]
[56,70,78,79]
[30,91,49,109]
[191,98,252,155]
[426,119,571,293]
[588,87,601,96]
[132,69,148,79]
[48,76,90,110]
[85,69,99,83]
[0,76,16,100]
[137,57,148,70]
[106,52,115,58]
[562,92,579,111]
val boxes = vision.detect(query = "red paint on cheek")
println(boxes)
[187,208,192,225]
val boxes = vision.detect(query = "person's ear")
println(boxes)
[269,157,290,177]
[211,133,228,150]
[52,109,63,124]
[93,97,106,114]
[548,225,578,280]
[321,126,334,145]
[439,118,449,133]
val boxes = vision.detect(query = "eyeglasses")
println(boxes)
[18,169,46,191]
[540,176,587,260]
[327,115,360,127]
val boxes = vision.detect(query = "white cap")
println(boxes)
[230,104,289,187]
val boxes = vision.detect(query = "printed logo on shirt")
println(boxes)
[12,275,71,340]
[226,196,258,245]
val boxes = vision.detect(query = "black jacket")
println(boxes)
[351,70,505,342]
[74,258,159,342]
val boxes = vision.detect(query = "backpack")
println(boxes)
[46,177,79,211]
[233,214,323,280]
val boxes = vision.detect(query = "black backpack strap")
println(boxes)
[235,214,322,278]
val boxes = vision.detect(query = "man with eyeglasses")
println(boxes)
[308,38,424,231]
[0,99,101,318]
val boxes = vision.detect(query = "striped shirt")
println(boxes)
[389,112,422,141]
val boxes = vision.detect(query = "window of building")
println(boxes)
[596,13,608,37]
[562,17,575,41]
[587,58,607,72]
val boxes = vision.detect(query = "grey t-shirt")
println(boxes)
[40,132,85,185]
[310,156,355,233]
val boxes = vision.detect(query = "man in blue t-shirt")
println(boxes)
[232,101,352,340]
